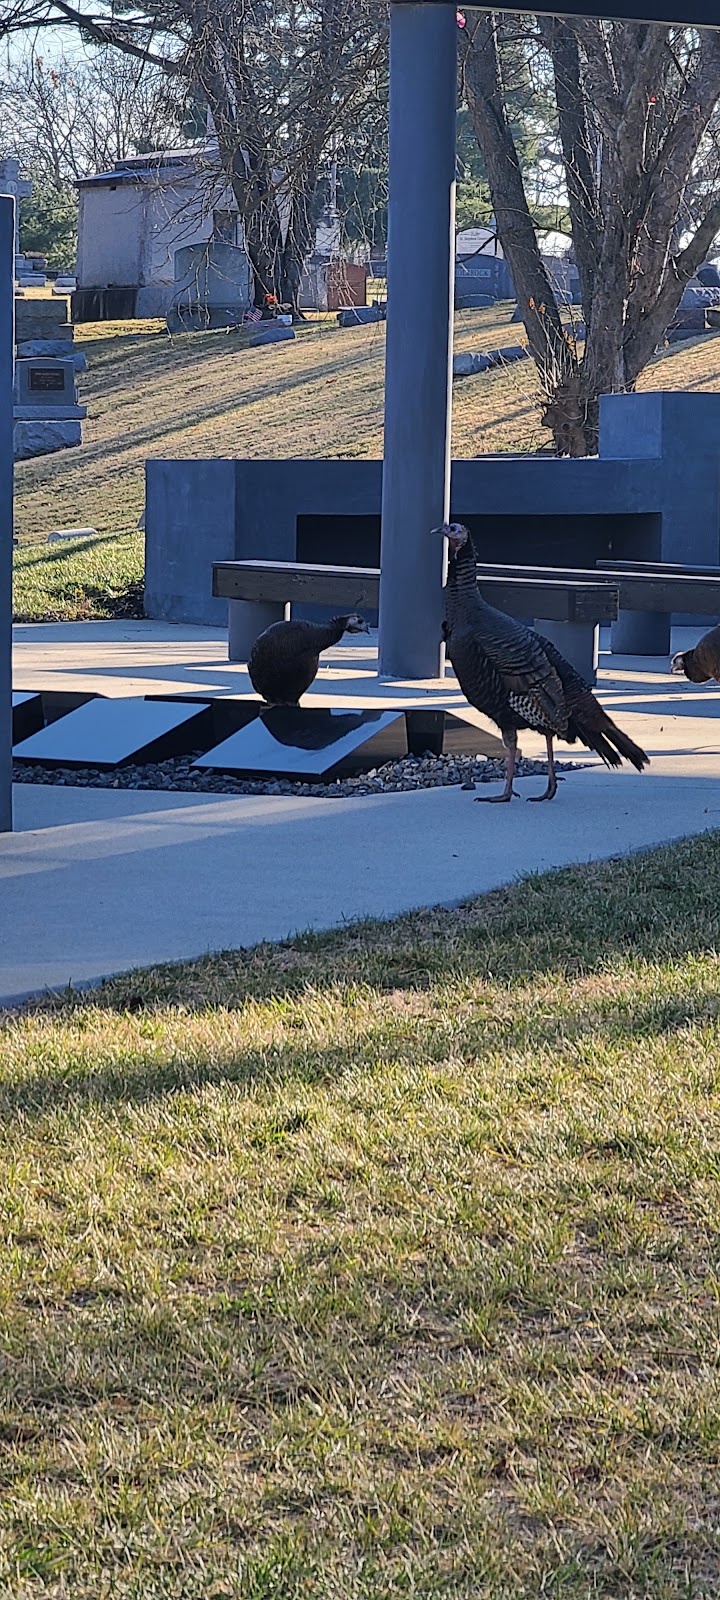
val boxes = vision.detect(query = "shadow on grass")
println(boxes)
[79,828,720,1004]
[3,831,720,1119]
[2,973,720,1122]
[41,580,145,619]
[13,532,133,568]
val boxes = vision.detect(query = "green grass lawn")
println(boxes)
[13,532,144,624]
[4,833,720,1596]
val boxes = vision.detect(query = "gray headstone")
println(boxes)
[17,339,75,358]
[453,351,493,377]
[47,527,98,543]
[14,356,77,409]
[13,419,83,459]
[15,297,68,326]
[249,324,296,347]
[171,240,251,329]
[337,306,386,326]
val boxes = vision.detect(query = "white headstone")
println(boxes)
[0,160,31,260]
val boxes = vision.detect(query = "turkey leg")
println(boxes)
[475,731,519,804]
[528,736,558,803]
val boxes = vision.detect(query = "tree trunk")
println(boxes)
[464,12,720,456]
[538,17,599,322]
[462,12,584,453]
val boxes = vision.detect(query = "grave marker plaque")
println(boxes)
[14,697,215,769]
[14,357,78,411]
[194,707,404,780]
[29,367,66,393]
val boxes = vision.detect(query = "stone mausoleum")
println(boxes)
[74,144,251,321]
[74,140,352,322]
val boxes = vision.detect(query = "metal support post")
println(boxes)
[0,196,13,833]
[378,2,457,679]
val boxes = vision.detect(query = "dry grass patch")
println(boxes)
[13,308,720,619]
[3,834,720,1595]
[14,305,540,551]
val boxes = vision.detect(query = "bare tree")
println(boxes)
[10,0,388,310]
[0,46,182,183]
[462,12,720,454]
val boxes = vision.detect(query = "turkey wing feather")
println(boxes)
[462,601,568,734]
[449,621,568,737]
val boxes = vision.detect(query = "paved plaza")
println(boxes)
[2,621,719,1006]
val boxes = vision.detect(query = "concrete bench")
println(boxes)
[212,559,619,681]
[473,560,720,655]
[596,559,720,652]
[598,559,720,575]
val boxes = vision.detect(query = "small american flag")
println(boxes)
[244,306,263,324]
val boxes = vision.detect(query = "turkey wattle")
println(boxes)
[248,614,369,705]
[436,522,649,802]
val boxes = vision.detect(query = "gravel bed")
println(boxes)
[13,750,580,799]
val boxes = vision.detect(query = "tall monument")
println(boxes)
[0,159,31,260]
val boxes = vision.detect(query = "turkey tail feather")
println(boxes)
[569,707,648,772]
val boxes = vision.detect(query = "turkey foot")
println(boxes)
[475,787,520,804]
[527,737,558,802]
[475,735,519,803]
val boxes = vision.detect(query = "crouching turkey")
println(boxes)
[436,522,648,802]
[248,613,369,705]
[671,622,720,684]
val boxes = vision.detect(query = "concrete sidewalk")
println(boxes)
[2,754,718,1006]
[3,621,720,1006]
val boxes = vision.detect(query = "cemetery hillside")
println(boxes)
[13,305,720,620]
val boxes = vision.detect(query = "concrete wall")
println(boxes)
[145,459,238,626]
[143,179,239,291]
[144,392,720,627]
[77,185,146,288]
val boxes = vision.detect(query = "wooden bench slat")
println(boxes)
[597,559,720,576]
[477,580,617,622]
[216,561,380,577]
[213,563,380,607]
[213,561,618,623]
[214,558,720,614]
[474,562,720,612]
[610,576,720,610]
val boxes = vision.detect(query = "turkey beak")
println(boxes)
[428,524,464,556]
[431,523,462,554]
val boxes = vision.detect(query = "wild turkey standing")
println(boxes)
[248,613,369,705]
[436,522,649,801]
[671,623,720,683]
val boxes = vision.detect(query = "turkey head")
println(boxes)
[431,521,471,555]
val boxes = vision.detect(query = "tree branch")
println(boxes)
[539,17,599,321]
[44,0,181,72]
